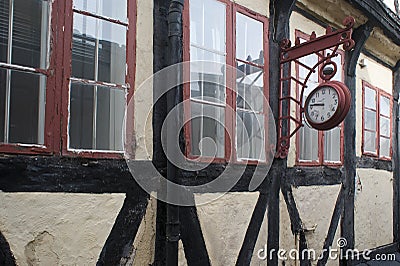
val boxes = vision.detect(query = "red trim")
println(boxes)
[294,30,344,167]
[183,0,269,164]
[0,0,62,155]
[362,80,393,160]
[61,0,136,159]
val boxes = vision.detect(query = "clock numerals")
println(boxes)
[327,112,331,118]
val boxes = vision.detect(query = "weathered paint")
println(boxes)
[0,193,125,265]
[355,169,394,250]
[134,0,154,160]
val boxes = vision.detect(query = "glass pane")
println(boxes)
[12,0,49,68]
[299,53,318,82]
[237,111,265,161]
[190,50,225,103]
[72,13,126,84]
[324,127,341,162]
[236,12,264,64]
[97,20,126,84]
[72,14,97,80]
[364,87,376,109]
[0,0,9,63]
[380,95,390,117]
[190,101,225,158]
[69,82,125,151]
[0,68,6,141]
[299,120,319,161]
[330,52,343,82]
[364,131,376,153]
[190,0,225,52]
[8,70,46,144]
[74,0,127,22]
[236,65,264,112]
[380,137,390,157]
[380,116,390,137]
[364,109,376,131]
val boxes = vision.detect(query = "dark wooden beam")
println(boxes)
[393,61,400,243]
[0,231,16,266]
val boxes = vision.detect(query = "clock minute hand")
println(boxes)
[310,103,325,106]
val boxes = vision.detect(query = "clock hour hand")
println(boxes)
[310,103,325,106]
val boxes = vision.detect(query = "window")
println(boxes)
[184,0,269,163]
[0,0,136,158]
[295,31,344,166]
[0,0,54,153]
[362,81,392,159]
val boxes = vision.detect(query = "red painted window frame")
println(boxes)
[294,30,345,167]
[361,80,392,160]
[60,0,137,159]
[182,0,269,164]
[0,0,63,155]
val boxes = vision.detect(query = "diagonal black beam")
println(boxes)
[317,186,344,266]
[236,192,269,266]
[97,191,149,265]
[180,203,211,266]
[0,231,16,266]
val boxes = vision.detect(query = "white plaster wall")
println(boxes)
[233,0,269,17]
[280,185,342,266]
[355,169,393,251]
[355,54,393,157]
[134,0,154,160]
[0,193,125,266]
[194,192,260,265]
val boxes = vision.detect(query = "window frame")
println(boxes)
[60,0,137,159]
[294,30,345,167]
[0,0,62,155]
[361,80,393,160]
[182,0,270,164]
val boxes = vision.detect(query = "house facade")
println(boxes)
[0,0,399,265]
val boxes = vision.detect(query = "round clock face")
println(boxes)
[306,86,339,124]
[304,81,351,131]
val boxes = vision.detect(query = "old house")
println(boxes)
[0,0,399,265]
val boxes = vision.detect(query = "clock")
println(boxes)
[304,81,351,131]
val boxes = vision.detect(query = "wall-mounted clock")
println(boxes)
[304,81,351,131]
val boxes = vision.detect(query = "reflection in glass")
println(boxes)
[69,82,125,151]
[236,67,263,112]
[236,111,265,161]
[324,127,341,162]
[72,13,126,84]
[380,116,390,137]
[364,109,376,131]
[364,87,376,109]
[0,0,9,63]
[380,137,390,157]
[190,101,225,158]
[74,0,127,22]
[299,118,319,161]
[380,95,390,116]
[236,13,263,63]
[364,131,376,153]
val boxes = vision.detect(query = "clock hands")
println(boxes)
[310,103,325,107]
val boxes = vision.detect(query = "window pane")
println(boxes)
[74,0,127,22]
[236,66,264,112]
[69,82,125,151]
[299,53,318,82]
[8,70,45,144]
[237,111,265,161]
[0,68,6,141]
[190,0,225,52]
[364,131,376,153]
[12,0,50,68]
[190,50,225,103]
[299,121,319,161]
[364,109,376,131]
[236,12,263,64]
[380,116,390,137]
[364,87,376,109]
[324,127,341,162]
[190,101,225,158]
[380,95,390,117]
[72,13,126,84]
[330,52,342,81]
[380,137,390,157]
[0,0,9,63]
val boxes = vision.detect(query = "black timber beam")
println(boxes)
[393,61,400,243]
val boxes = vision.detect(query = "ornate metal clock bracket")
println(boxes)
[275,16,356,159]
